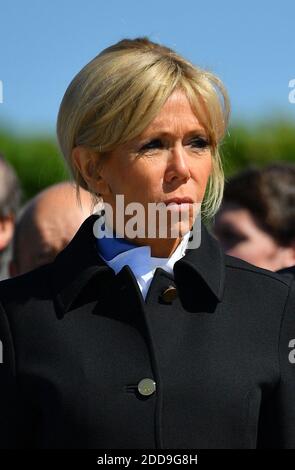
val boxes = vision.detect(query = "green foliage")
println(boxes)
[0,121,294,203]
[0,129,70,202]
[221,121,295,179]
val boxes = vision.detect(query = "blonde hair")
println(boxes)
[56,37,230,219]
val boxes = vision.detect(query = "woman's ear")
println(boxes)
[71,146,111,196]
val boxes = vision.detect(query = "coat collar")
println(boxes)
[52,213,225,315]
[173,222,225,303]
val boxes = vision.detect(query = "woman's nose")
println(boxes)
[165,144,190,183]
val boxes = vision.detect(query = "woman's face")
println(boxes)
[213,204,295,271]
[96,89,212,255]
[74,89,213,256]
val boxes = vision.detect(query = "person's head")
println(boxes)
[0,154,22,254]
[10,182,94,276]
[213,163,295,271]
[57,37,230,257]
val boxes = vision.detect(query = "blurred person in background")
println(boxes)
[213,163,295,271]
[10,181,94,277]
[0,154,22,281]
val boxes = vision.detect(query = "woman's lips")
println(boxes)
[164,197,194,205]
[165,202,192,211]
[163,198,194,210]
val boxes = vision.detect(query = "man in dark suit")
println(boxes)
[277,265,295,279]
[1,213,295,449]
[10,182,93,277]
[0,154,22,281]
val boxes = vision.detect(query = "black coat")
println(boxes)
[1,214,295,449]
[277,265,295,280]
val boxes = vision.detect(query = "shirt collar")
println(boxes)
[96,218,191,277]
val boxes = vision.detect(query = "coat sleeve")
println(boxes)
[0,300,29,448]
[274,278,295,448]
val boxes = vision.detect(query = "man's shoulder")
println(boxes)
[224,254,293,290]
[277,265,295,280]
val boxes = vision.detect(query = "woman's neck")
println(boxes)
[123,236,182,258]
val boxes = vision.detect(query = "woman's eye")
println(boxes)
[137,136,209,154]
[189,137,210,149]
[139,139,163,152]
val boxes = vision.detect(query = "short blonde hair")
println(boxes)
[57,37,230,219]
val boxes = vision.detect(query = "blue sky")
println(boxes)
[0,0,295,134]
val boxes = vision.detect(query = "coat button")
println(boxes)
[137,378,156,396]
[160,285,177,303]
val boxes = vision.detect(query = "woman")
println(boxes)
[0,37,295,449]
[213,164,295,271]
